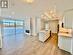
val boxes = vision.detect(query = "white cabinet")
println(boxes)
[39,30,50,42]
[58,35,73,54]
[24,18,31,35]
[58,28,73,54]
[58,35,73,53]
[58,11,73,54]
[49,20,59,33]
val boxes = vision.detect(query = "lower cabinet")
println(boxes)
[58,28,73,54]
[39,30,50,42]
[58,36,73,54]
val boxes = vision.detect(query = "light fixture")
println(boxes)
[41,8,61,20]
[24,0,34,4]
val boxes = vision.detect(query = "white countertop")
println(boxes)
[58,33,72,37]
[58,28,73,38]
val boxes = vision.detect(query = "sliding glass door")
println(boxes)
[3,20,15,35]
[2,19,24,36]
[15,20,24,34]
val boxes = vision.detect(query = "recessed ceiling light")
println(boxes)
[24,0,34,4]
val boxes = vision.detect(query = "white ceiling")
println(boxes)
[1,0,73,19]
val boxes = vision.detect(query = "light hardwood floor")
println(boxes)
[0,34,72,55]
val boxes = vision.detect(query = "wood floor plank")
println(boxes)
[0,34,72,55]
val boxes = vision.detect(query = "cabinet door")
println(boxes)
[58,36,72,53]
[63,11,73,29]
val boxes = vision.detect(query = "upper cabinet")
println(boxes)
[63,10,73,29]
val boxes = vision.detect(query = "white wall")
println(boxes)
[0,27,2,48]
[31,17,36,36]
[49,20,59,33]
[0,18,2,48]
[0,8,1,16]
[36,17,41,34]
[72,40,73,54]
[24,17,31,34]
[41,20,59,33]
[0,8,2,48]
[0,0,73,36]
[63,11,73,29]
[29,17,41,36]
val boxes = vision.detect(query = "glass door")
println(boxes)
[15,20,24,34]
[2,19,24,36]
[3,19,15,36]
